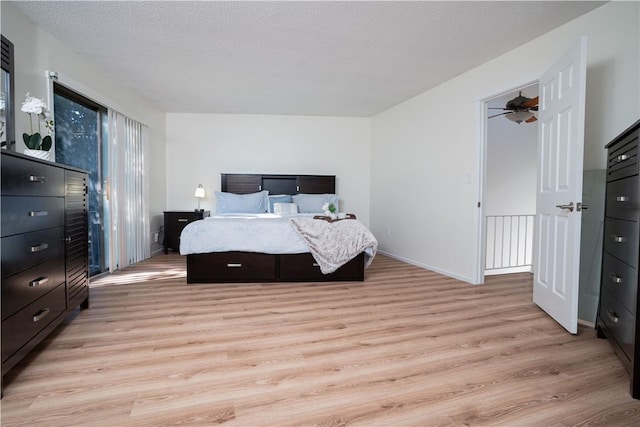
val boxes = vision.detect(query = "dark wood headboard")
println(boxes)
[221,174,335,195]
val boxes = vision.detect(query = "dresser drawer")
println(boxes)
[1,196,65,237]
[602,252,638,313]
[187,252,276,283]
[1,154,65,197]
[606,176,640,221]
[2,256,66,321]
[607,126,639,182]
[1,283,66,363]
[1,227,65,277]
[604,218,639,268]
[600,286,635,362]
[279,253,365,281]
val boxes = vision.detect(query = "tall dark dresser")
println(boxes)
[597,119,640,399]
[1,150,89,395]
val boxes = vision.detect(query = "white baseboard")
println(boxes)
[377,250,476,285]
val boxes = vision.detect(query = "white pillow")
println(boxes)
[215,190,269,214]
[292,193,339,213]
[273,202,298,214]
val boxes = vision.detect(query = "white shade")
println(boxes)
[194,184,205,198]
[505,111,535,124]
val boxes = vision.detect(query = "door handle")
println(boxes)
[555,202,574,212]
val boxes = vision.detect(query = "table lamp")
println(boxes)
[194,184,205,211]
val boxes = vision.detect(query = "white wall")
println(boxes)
[486,116,537,216]
[1,1,167,254]
[166,114,372,226]
[371,2,640,283]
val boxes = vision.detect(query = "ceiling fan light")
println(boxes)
[506,111,535,124]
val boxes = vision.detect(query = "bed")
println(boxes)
[181,173,377,283]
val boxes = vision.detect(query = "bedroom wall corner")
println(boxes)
[2,1,168,258]
[369,1,639,282]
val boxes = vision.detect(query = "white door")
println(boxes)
[533,37,588,334]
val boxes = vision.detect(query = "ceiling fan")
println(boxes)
[489,91,539,124]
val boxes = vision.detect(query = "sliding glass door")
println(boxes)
[54,84,109,276]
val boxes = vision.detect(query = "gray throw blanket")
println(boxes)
[289,217,378,274]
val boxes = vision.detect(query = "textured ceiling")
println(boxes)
[13,1,605,117]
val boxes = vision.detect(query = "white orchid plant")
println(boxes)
[21,93,54,151]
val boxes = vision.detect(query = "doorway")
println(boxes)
[53,83,109,277]
[483,83,539,277]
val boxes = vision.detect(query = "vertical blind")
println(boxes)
[108,110,150,271]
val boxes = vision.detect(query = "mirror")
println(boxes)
[1,35,15,151]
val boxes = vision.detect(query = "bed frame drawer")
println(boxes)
[187,252,276,283]
[279,253,365,281]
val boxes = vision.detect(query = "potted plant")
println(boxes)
[21,93,54,160]
[322,202,337,219]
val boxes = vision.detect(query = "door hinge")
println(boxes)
[477,202,481,208]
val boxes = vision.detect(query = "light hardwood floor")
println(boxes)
[2,253,640,426]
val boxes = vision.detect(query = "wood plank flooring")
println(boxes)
[2,254,640,426]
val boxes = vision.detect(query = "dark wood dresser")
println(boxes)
[596,118,640,399]
[1,150,89,395]
[163,210,210,253]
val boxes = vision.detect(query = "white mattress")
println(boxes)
[179,213,314,255]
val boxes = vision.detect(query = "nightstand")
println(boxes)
[163,210,210,254]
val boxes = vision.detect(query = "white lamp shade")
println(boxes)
[194,185,205,198]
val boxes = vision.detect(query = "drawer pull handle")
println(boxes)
[178,218,189,222]
[30,243,49,253]
[28,175,47,183]
[611,235,626,243]
[606,309,619,323]
[312,263,320,267]
[609,273,623,284]
[227,263,242,268]
[616,196,629,202]
[32,308,51,322]
[615,154,629,163]
[28,210,49,217]
[29,276,49,287]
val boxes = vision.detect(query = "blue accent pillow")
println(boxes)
[291,193,339,213]
[215,190,269,214]
[268,194,292,213]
